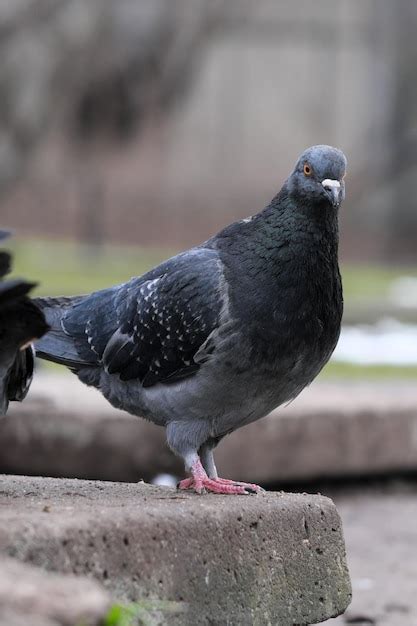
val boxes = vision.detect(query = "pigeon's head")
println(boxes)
[287,145,347,210]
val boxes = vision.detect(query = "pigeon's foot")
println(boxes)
[214,477,264,493]
[178,460,263,495]
[178,476,252,495]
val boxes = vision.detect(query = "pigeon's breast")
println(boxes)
[223,253,343,408]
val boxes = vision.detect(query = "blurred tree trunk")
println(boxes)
[0,0,221,199]
[385,0,417,261]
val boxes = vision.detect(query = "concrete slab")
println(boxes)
[0,475,351,625]
[0,610,58,626]
[0,556,109,626]
[2,374,417,485]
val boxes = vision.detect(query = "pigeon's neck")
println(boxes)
[212,185,341,297]
[236,187,340,272]
[213,186,342,336]
[211,185,340,274]
[260,187,340,252]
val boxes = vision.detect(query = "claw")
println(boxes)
[177,477,194,490]
[214,478,264,493]
[177,459,263,495]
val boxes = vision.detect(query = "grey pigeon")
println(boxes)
[35,145,346,494]
[0,231,49,415]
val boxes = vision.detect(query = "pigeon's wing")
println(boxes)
[62,248,225,386]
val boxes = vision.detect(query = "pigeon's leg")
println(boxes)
[199,441,219,479]
[178,455,254,495]
[167,422,260,495]
[200,443,263,492]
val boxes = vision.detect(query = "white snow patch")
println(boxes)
[152,473,178,487]
[333,319,417,365]
[389,276,417,308]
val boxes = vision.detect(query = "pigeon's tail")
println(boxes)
[0,282,49,415]
[34,296,86,368]
[0,347,32,414]
[0,346,36,414]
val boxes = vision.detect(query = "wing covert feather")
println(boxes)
[62,248,225,386]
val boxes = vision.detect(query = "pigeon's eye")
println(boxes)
[303,164,312,177]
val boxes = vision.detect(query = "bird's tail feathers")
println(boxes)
[0,279,37,305]
[7,346,35,402]
[33,295,87,368]
[0,346,34,416]
[35,333,86,368]
[34,295,84,313]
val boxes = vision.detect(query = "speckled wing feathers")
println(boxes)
[62,249,224,386]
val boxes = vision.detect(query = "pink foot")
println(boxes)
[177,460,263,495]
[179,475,251,495]
[177,477,194,490]
[214,477,264,493]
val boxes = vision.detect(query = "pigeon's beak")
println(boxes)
[321,179,341,207]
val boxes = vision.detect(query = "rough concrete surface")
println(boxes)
[0,609,58,626]
[0,556,109,626]
[323,482,417,626]
[3,374,417,485]
[0,475,351,625]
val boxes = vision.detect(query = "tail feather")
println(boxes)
[0,289,49,415]
[0,234,49,414]
[0,279,36,305]
[7,346,35,402]
[34,295,84,314]
[35,333,86,368]
[34,295,88,368]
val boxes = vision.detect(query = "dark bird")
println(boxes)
[35,145,346,494]
[0,232,49,415]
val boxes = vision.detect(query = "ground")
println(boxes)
[323,480,417,626]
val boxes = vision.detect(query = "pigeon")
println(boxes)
[35,145,346,494]
[0,231,49,415]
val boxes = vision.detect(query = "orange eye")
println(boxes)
[303,163,312,176]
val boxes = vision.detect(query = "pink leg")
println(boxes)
[178,459,263,495]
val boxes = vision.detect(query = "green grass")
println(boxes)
[340,264,417,301]
[103,604,143,626]
[8,238,175,296]
[320,360,417,380]
[103,600,186,626]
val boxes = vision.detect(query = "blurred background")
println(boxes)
[1,1,417,625]
[2,0,417,377]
